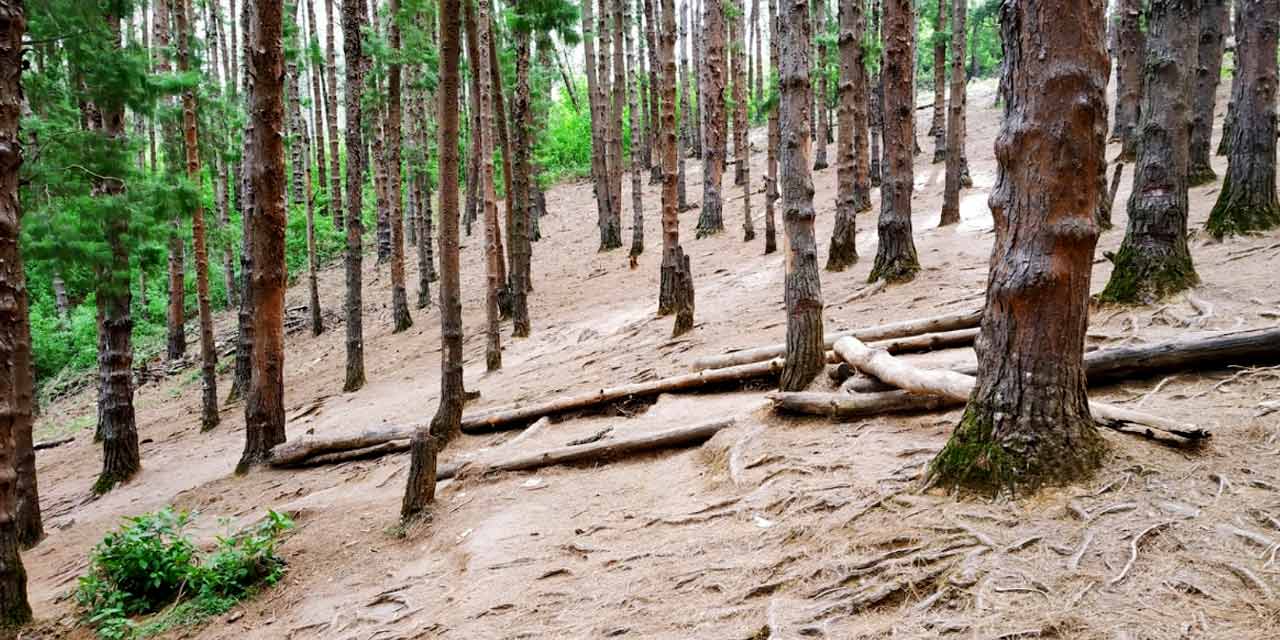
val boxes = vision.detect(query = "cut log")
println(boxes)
[269,425,418,467]
[460,359,784,434]
[769,390,964,418]
[691,308,983,371]
[832,336,1210,445]
[33,436,75,451]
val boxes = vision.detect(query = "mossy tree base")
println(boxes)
[1187,165,1218,188]
[868,252,920,284]
[928,401,1107,496]
[1206,177,1280,238]
[1100,242,1199,304]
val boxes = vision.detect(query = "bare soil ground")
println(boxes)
[20,80,1280,639]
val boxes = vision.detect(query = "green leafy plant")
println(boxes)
[76,508,294,639]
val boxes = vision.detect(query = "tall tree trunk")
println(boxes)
[753,0,764,100]
[868,0,881,187]
[697,0,727,237]
[1188,0,1227,186]
[324,0,344,226]
[1112,0,1144,159]
[939,0,967,226]
[92,12,141,495]
[208,0,239,310]
[629,0,647,258]
[469,0,503,371]
[487,20,513,294]
[229,0,255,405]
[403,0,464,519]
[812,0,829,171]
[689,0,704,159]
[510,18,533,337]
[1102,0,1200,303]
[582,0,615,250]
[647,0,665,182]
[733,0,755,240]
[606,0,627,248]
[239,0,288,471]
[387,0,412,333]
[176,0,220,431]
[869,0,918,283]
[930,0,946,164]
[0,1,37,613]
[638,14,654,177]
[341,0,367,393]
[1207,0,1280,237]
[372,92,392,265]
[659,0,696,334]
[928,0,1107,493]
[778,0,825,391]
[676,0,690,210]
[158,0,188,363]
[304,0,329,213]
[764,0,780,254]
[827,0,865,270]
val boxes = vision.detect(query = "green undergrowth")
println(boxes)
[75,508,294,640]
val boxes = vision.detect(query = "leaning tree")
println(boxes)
[929,0,1108,492]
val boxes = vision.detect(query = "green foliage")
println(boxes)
[76,508,293,640]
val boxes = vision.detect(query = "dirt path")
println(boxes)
[21,79,1280,639]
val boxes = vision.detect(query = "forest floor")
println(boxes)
[20,79,1280,640]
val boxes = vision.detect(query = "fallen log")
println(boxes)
[34,435,75,451]
[269,425,419,467]
[460,359,785,434]
[770,390,964,418]
[691,308,983,371]
[831,336,1210,446]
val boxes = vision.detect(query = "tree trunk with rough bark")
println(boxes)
[676,0,690,210]
[239,0,288,472]
[777,0,825,391]
[733,0,754,240]
[158,0,187,364]
[827,0,865,271]
[341,0,367,393]
[868,0,881,186]
[660,0,696,334]
[510,14,533,337]
[753,0,764,100]
[1102,0,1200,304]
[629,0,647,258]
[1207,0,1280,237]
[812,0,830,171]
[228,0,255,405]
[177,0,220,431]
[1,2,36,613]
[765,0,780,254]
[403,0,464,520]
[1112,0,1144,159]
[697,0,727,237]
[646,0,664,182]
[323,0,344,227]
[869,0,918,283]
[486,21,513,293]
[606,0,626,248]
[387,0,412,333]
[1188,0,1227,186]
[930,0,946,163]
[583,0,615,250]
[939,0,967,226]
[929,0,1107,494]
[304,0,328,213]
[469,0,503,371]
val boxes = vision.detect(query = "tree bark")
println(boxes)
[775,0,825,390]
[176,0,220,431]
[467,0,503,371]
[827,0,865,271]
[1188,0,1227,186]
[510,11,533,337]
[157,0,188,364]
[239,0,288,471]
[486,20,513,294]
[606,0,627,249]
[732,0,754,241]
[1206,0,1280,238]
[1112,0,1144,159]
[868,1,881,188]
[0,1,36,615]
[930,0,946,164]
[939,0,967,226]
[660,0,696,334]
[629,0,647,259]
[676,0,690,210]
[228,0,256,405]
[764,0,779,254]
[868,0,918,283]
[929,0,1107,494]
[1102,0,1200,304]
[697,0,727,237]
[583,0,617,250]
[324,0,344,226]
[304,0,329,215]
[404,0,465,520]
[647,0,665,182]
[387,0,412,333]
[340,0,366,393]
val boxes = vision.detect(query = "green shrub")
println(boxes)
[76,508,294,640]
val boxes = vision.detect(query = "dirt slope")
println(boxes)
[20,79,1280,639]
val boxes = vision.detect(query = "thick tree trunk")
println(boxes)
[341,0,366,393]
[323,0,344,226]
[1207,0,1280,237]
[732,1,754,241]
[387,0,412,333]
[660,0,696,335]
[1112,0,1144,158]
[869,0,918,283]
[176,0,219,431]
[764,0,780,254]
[239,0,288,471]
[929,0,1107,494]
[1189,0,1227,186]
[510,18,533,337]
[403,0,464,520]
[930,0,946,164]
[629,1,647,259]
[582,0,616,250]
[13,290,38,548]
[938,0,966,226]
[1102,0,1200,304]
[697,0,727,237]
[777,0,825,391]
[827,0,865,271]
[0,2,36,615]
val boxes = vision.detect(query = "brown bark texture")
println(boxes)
[158,0,187,364]
[827,0,865,271]
[929,0,1107,494]
[629,0,647,259]
[929,0,946,163]
[510,20,533,337]
[733,0,754,241]
[388,0,412,333]
[868,0,918,283]
[583,0,616,250]
[1188,0,1227,186]
[939,0,966,226]
[469,0,503,371]
[1112,0,1144,158]
[697,0,727,237]
[764,0,779,254]
[660,0,696,334]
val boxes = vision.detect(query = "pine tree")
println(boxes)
[660,0,696,334]
[696,0,727,237]
[342,0,368,392]
[868,0,919,283]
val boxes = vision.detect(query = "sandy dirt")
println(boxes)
[18,79,1280,639]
